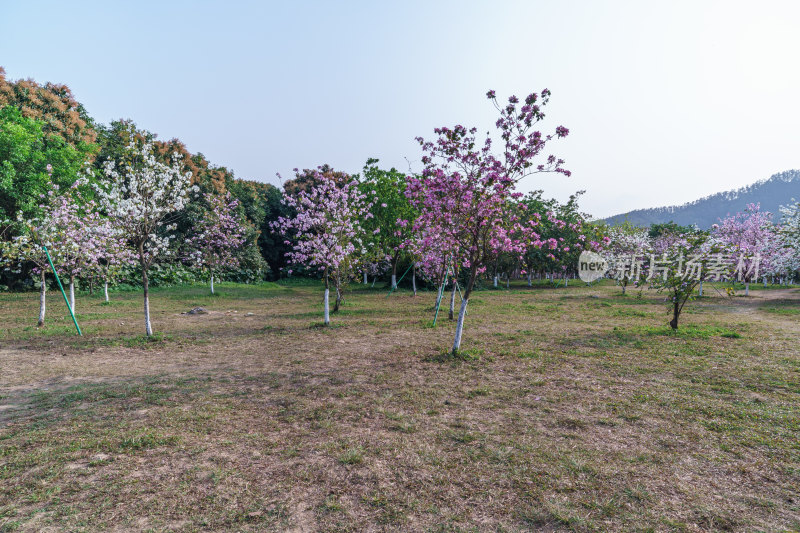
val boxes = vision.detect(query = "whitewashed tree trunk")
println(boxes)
[412,265,417,296]
[763,278,767,288]
[364,271,368,284]
[698,281,703,296]
[391,274,397,289]
[323,288,330,325]
[371,277,376,288]
[565,276,569,288]
[104,279,109,302]
[38,272,46,327]
[527,272,532,287]
[69,276,75,313]
[452,298,469,353]
[506,276,509,289]
[493,275,498,287]
[210,272,215,295]
[142,269,153,336]
[745,282,750,296]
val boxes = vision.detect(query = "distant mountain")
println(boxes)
[605,170,800,228]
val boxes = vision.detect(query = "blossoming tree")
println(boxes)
[713,204,783,295]
[606,222,651,294]
[0,208,58,326]
[90,216,134,302]
[648,231,731,329]
[407,89,570,354]
[46,189,105,313]
[96,139,195,336]
[186,192,247,294]
[272,172,374,325]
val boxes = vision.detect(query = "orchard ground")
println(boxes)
[0,279,798,532]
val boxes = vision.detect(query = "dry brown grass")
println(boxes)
[0,280,798,531]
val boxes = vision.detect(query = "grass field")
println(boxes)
[0,279,798,532]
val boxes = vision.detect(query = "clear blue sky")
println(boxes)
[2,0,798,217]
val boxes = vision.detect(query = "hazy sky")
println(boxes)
[2,0,798,217]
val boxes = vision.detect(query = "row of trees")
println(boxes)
[1,140,248,333]
[3,67,797,350]
[272,90,613,352]
[604,203,800,328]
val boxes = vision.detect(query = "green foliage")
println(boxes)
[356,159,418,277]
[648,221,695,239]
[0,106,94,221]
[227,179,292,279]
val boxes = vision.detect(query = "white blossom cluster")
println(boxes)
[778,200,800,275]
[96,140,198,267]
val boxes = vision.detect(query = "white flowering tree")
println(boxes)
[606,223,651,295]
[779,200,800,282]
[96,140,195,335]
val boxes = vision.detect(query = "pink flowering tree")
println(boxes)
[46,189,106,313]
[407,222,462,315]
[272,173,375,325]
[407,89,570,354]
[185,193,247,294]
[712,203,783,295]
[0,190,61,326]
[96,139,196,336]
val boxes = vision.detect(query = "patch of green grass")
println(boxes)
[617,324,744,339]
[117,431,181,451]
[760,303,800,315]
[337,445,365,465]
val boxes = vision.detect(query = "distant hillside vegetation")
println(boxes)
[605,170,800,228]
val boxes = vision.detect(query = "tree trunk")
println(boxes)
[391,274,397,289]
[104,278,109,302]
[745,282,750,296]
[622,281,627,295]
[506,276,509,289]
[564,276,569,288]
[323,288,330,325]
[89,277,94,296]
[142,268,153,336]
[38,272,46,327]
[493,275,498,288]
[412,265,417,296]
[334,286,342,312]
[527,272,532,287]
[452,298,469,353]
[371,276,376,288]
[448,281,457,320]
[364,271,368,284]
[210,272,215,295]
[669,300,679,330]
[69,276,75,314]
[698,281,703,297]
